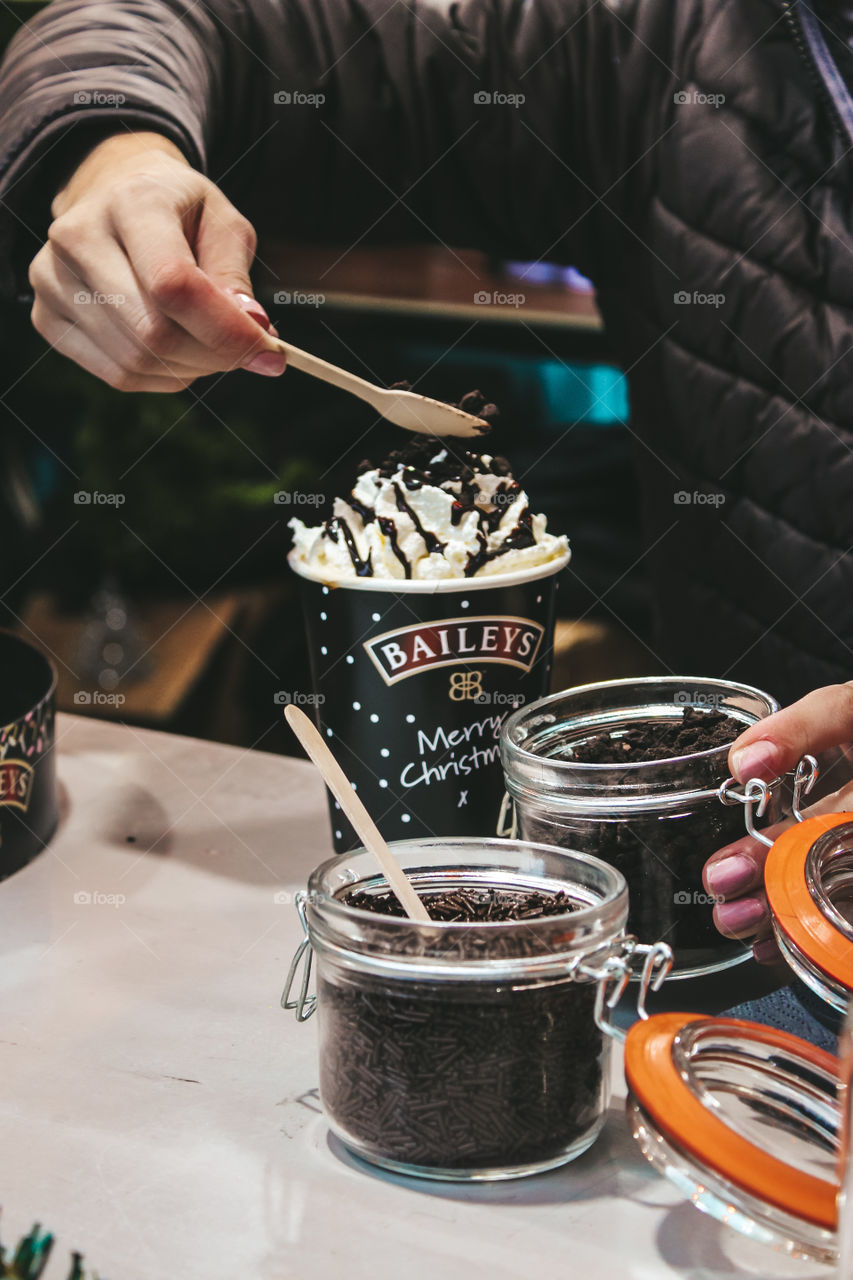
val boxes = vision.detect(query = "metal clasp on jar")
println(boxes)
[718,755,819,848]
[281,890,316,1021]
[281,891,673,1033]
[573,937,674,1042]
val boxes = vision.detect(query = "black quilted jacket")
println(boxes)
[0,0,850,704]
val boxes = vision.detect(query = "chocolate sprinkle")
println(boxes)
[320,885,604,1173]
[343,884,574,923]
[519,708,746,957]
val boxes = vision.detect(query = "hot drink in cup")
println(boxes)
[289,429,569,852]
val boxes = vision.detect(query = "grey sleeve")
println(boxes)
[0,0,252,294]
[0,0,636,296]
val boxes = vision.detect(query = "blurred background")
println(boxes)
[0,0,657,756]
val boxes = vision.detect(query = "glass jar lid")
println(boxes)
[625,1012,839,1262]
[765,813,853,1012]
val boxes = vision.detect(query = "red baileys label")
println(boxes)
[0,759,34,812]
[363,615,545,686]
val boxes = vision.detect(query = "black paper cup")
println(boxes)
[290,551,570,852]
[0,631,58,879]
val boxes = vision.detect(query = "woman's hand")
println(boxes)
[703,683,853,961]
[27,131,286,391]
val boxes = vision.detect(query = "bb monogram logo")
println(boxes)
[363,615,544,687]
[448,670,484,701]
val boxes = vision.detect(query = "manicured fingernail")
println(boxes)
[231,290,271,330]
[731,739,780,783]
[244,351,285,376]
[753,937,782,965]
[715,896,767,937]
[706,853,755,898]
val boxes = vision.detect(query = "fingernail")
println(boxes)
[715,896,767,937]
[731,739,780,783]
[753,937,782,965]
[706,853,755,898]
[230,290,272,331]
[244,351,285,377]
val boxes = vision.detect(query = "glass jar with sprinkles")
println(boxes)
[501,677,785,978]
[282,836,671,1181]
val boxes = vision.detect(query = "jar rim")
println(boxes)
[502,675,779,775]
[307,835,628,935]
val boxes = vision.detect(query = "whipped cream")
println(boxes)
[289,437,569,582]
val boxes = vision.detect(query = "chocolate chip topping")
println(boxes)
[307,389,554,579]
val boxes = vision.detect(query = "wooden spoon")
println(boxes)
[285,705,431,922]
[271,339,489,439]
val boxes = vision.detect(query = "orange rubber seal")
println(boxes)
[625,1012,838,1229]
[765,812,853,992]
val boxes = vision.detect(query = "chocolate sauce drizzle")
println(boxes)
[334,517,373,577]
[338,489,416,577]
[314,398,548,579]
[393,483,445,555]
[347,494,376,525]
[463,509,536,577]
[378,516,411,578]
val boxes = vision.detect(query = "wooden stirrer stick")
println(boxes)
[285,705,431,923]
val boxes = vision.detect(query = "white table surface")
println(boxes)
[0,715,832,1280]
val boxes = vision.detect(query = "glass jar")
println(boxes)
[282,836,671,1181]
[625,1013,840,1262]
[501,676,783,977]
[623,777,853,1263]
[838,1004,853,1272]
